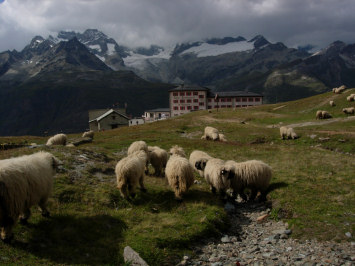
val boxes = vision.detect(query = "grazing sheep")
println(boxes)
[286,127,299,139]
[165,154,195,201]
[202,126,219,141]
[46,133,67,146]
[226,159,272,202]
[169,145,186,158]
[82,130,94,139]
[347,95,354,102]
[316,110,323,119]
[321,111,332,119]
[115,150,148,200]
[0,151,61,242]
[204,158,234,199]
[279,126,288,140]
[148,146,168,177]
[329,101,335,107]
[189,150,213,177]
[343,107,355,115]
[127,141,149,172]
[334,85,347,94]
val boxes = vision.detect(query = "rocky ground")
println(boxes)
[178,201,355,266]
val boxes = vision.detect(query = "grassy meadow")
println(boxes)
[0,89,354,265]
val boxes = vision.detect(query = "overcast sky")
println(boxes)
[1,0,355,52]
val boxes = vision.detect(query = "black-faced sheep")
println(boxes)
[279,126,288,139]
[225,159,272,202]
[203,158,234,199]
[316,110,323,119]
[189,150,213,177]
[329,101,335,107]
[347,95,354,102]
[343,107,355,115]
[127,141,149,173]
[0,151,61,242]
[82,130,94,139]
[46,133,67,146]
[201,126,219,141]
[280,126,298,140]
[321,111,332,119]
[165,154,195,201]
[169,145,186,158]
[148,146,168,177]
[115,150,148,200]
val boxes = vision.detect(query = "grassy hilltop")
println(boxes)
[0,89,354,265]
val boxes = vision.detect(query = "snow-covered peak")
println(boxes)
[29,36,45,49]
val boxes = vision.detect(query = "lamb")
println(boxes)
[342,107,355,115]
[169,145,186,158]
[201,126,219,141]
[115,150,148,200]
[148,146,168,177]
[329,101,335,107]
[46,133,67,146]
[189,150,213,177]
[225,159,272,202]
[321,111,332,119]
[203,158,234,199]
[0,151,61,242]
[82,130,94,139]
[165,154,195,201]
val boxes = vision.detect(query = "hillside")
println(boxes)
[0,90,354,265]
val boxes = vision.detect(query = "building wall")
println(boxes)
[89,121,99,132]
[170,90,208,116]
[129,119,145,126]
[207,96,262,109]
[144,111,171,122]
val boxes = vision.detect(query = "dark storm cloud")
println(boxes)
[1,0,355,52]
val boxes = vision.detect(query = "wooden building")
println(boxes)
[88,108,129,131]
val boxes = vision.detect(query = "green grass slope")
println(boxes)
[0,89,354,265]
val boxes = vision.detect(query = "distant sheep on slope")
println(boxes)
[316,110,323,119]
[280,126,299,140]
[0,151,61,242]
[189,150,213,177]
[333,85,347,94]
[329,101,335,107]
[321,111,332,119]
[169,145,186,158]
[165,154,194,201]
[201,126,219,141]
[46,133,67,146]
[82,130,94,139]
[115,150,148,200]
[347,95,354,102]
[204,158,234,199]
[343,107,355,115]
[148,146,168,177]
[218,133,227,142]
[225,159,272,202]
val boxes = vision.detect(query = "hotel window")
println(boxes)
[180,99,185,103]
[187,99,191,103]
[194,106,199,110]
[173,92,178,96]
[193,91,198,95]
[248,98,254,102]
[221,98,225,102]
[242,98,247,102]
[187,106,192,110]
[208,98,212,102]
[186,92,191,96]
[179,92,185,96]
[255,97,261,102]
[199,94,204,98]
[226,98,231,102]
[180,106,185,110]
[236,97,241,101]
[173,100,178,103]
[193,99,198,103]
[174,107,178,110]
[199,102,204,106]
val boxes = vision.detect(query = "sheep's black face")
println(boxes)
[227,171,235,179]
[195,162,202,170]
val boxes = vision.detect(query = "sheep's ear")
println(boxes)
[195,162,201,170]
[228,171,235,179]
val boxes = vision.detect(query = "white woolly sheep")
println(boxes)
[343,107,355,115]
[203,158,234,199]
[321,111,332,119]
[46,133,67,146]
[279,126,288,139]
[127,141,149,172]
[202,126,219,141]
[329,101,335,107]
[82,130,94,139]
[219,133,227,142]
[189,150,213,177]
[334,85,346,94]
[225,159,272,202]
[165,154,195,201]
[148,146,168,177]
[286,127,299,139]
[316,110,323,119]
[169,145,186,158]
[115,150,148,200]
[347,95,354,102]
[0,151,61,242]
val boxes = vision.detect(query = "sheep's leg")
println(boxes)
[174,190,183,202]
[211,186,216,194]
[139,175,147,192]
[1,217,14,243]
[258,190,267,202]
[249,188,258,201]
[239,187,248,202]
[39,199,50,218]
[19,208,32,224]
[119,183,129,199]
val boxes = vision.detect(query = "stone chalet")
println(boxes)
[89,108,129,131]
[169,85,263,117]
[144,108,171,122]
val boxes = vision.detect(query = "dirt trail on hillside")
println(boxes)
[267,116,355,129]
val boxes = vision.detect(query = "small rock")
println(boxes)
[284,229,292,235]
[221,235,231,243]
[345,232,352,238]
[286,247,293,252]
[224,202,235,212]
[123,246,148,266]
[309,134,317,139]
[183,255,189,260]
[257,214,269,223]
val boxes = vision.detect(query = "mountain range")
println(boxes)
[1,29,355,135]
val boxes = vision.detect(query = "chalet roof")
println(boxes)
[169,84,210,92]
[89,109,129,123]
[208,91,263,97]
[145,108,170,112]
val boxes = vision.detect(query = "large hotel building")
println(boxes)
[169,84,263,117]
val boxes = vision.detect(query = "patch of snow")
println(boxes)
[123,46,173,69]
[89,44,101,52]
[181,41,254,57]
[107,43,116,55]
[96,55,105,62]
